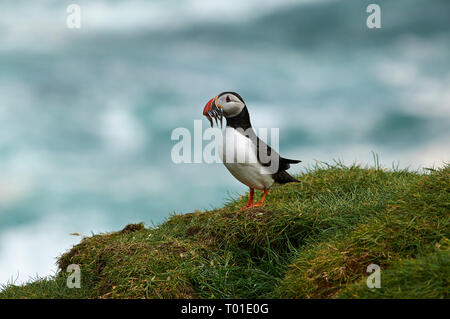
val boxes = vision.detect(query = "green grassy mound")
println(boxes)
[1,164,448,299]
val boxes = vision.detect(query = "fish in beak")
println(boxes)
[203,96,223,128]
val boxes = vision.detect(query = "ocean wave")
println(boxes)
[0,0,332,51]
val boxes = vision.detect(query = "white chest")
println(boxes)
[218,127,275,190]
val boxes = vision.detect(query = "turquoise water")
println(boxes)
[0,0,449,285]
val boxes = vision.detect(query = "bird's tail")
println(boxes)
[284,158,301,164]
[274,171,299,184]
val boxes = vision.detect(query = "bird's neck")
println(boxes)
[226,106,252,131]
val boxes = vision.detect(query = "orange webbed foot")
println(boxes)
[240,188,255,212]
[253,189,269,208]
[240,189,269,211]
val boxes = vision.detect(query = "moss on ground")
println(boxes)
[1,164,448,299]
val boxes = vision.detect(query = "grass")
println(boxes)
[1,163,448,299]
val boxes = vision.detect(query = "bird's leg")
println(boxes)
[241,188,254,210]
[253,189,269,208]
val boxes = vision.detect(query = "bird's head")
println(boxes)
[203,92,246,127]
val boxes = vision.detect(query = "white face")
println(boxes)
[216,93,245,118]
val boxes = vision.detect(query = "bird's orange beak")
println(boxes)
[203,96,223,128]
[203,97,215,116]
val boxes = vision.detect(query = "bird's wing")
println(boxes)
[244,129,301,173]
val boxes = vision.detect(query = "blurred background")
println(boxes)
[0,0,449,286]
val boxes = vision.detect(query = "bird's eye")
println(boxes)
[226,95,231,103]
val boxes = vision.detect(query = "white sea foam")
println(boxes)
[99,107,146,153]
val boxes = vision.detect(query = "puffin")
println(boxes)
[203,92,301,210]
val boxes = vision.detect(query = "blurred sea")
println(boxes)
[0,0,449,285]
